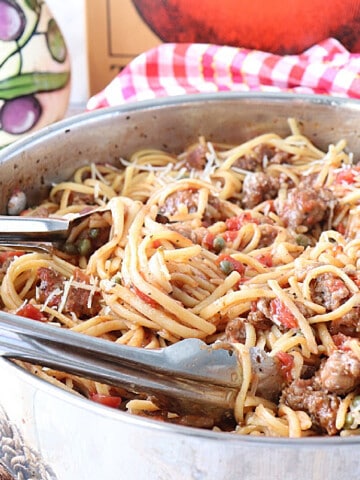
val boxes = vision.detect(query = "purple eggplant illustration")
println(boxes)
[0,0,70,139]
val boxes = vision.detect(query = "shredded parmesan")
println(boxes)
[40,287,63,311]
[57,276,73,314]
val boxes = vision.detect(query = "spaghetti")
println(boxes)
[2,118,360,437]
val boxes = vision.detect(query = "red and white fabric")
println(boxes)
[87,38,360,110]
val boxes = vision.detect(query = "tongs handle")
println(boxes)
[0,312,239,417]
[0,216,70,242]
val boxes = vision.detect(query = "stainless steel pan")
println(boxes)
[1,92,360,480]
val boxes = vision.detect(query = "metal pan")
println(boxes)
[1,92,360,480]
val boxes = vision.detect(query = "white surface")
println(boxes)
[46,0,89,105]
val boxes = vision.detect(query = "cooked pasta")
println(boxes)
[2,118,360,437]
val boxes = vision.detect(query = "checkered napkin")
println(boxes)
[86,38,360,110]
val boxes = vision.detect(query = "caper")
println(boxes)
[213,236,225,253]
[295,234,311,248]
[77,238,92,256]
[89,228,100,239]
[344,412,355,429]
[352,395,360,410]
[62,243,78,255]
[220,260,234,275]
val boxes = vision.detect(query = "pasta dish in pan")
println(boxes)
[1,118,360,437]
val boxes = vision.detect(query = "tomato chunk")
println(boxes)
[90,393,122,408]
[276,351,294,382]
[133,286,159,308]
[336,222,346,235]
[16,303,47,322]
[256,252,273,267]
[217,254,245,276]
[335,167,360,185]
[332,333,352,351]
[223,230,239,242]
[0,250,25,265]
[270,298,298,329]
[225,212,259,231]
[152,239,162,248]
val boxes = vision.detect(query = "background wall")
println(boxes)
[46,0,89,106]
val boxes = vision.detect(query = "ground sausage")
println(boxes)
[184,144,208,170]
[225,317,246,343]
[274,186,334,231]
[310,273,350,311]
[233,144,292,172]
[330,307,360,337]
[247,308,274,331]
[37,267,101,319]
[246,298,274,329]
[281,378,340,435]
[242,172,280,209]
[158,189,200,217]
[257,224,280,248]
[167,223,209,245]
[158,190,226,224]
[317,350,360,395]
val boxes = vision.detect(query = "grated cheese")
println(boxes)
[57,276,73,314]
[91,163,111,185]
[119,158,175,172]
[40,287,63,311]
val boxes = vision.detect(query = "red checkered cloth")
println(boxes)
[87,38,360,110]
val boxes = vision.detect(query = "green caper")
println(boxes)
[77,238,92,256]
[62,243,78,255]
[219,260,234,275]
[351,395,360,410]
[213,236,225,253]
[344,412,355,429]
[89,228,100,239]
[295,234,311,248]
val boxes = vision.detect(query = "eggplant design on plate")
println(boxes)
[0,0,70,143]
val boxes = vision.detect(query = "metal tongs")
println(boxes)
[0,215,281,418]
[0,213,101,251]
[0,311,242,420]
[0,214,242,419]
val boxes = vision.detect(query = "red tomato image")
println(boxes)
[132,0,360,54]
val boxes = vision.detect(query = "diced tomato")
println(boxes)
[250,301,257,312]
[326,277,347,293]
[332,245,344,256]
[225,212,259,231]
[335,169,356,184]
[336,222,346,235]
[264,200,275,213]
[235,276,249,288]
[90,393,122,408]
[133,286,159,308]
[332,333,352,351]
[256,252,273,267]
[152,239,162,248]
[216,254,245,275]
[349,275,360,288]
[270,298,298,329]
[223,230,239,242]
[16,303,47,322]
[276,351,294,382]
[202,231,215,249]
[0,251,25,265]
[335,167,360,185]
[73,267,90,283]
